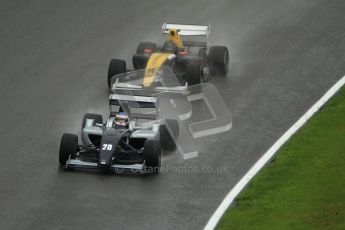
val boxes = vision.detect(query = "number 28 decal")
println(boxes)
[102,144,113,151]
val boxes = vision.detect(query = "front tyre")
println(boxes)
[208,46,229,76]
[143,140,161,174]
[59,133,78,167]
[107,59,126,89]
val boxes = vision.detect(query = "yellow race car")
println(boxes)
[107,23,229,89]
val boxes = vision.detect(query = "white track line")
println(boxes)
[204,75,345,230]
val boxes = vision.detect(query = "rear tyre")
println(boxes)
[107,59,126,89]
[160,119,179,151]
[208,46,229,76]
[143,140,161,174]
[59,133,78,166]
[186,62,201,85]
[136,42,157,55]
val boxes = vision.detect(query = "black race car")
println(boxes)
[59,72,182,174]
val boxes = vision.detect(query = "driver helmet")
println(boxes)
[114,112,129,128]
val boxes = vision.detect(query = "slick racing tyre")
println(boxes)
[107,59,126,89]
[59,133,78,166]
[143,140,161,174]
[160,119,179,151]
[208,46,229,76]
[186,62,202,85]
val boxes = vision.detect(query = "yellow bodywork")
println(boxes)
[167,29,183,48]
[143,29,183,87]
[143,53,170,87]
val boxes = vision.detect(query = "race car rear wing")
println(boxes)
[109,80,188,120]
[162,23,210,37]
[109,94,158,120]
[109,94,157,108]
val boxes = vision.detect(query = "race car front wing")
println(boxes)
[64,158,145,173]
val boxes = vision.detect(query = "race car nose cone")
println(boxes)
[99,159,110,169]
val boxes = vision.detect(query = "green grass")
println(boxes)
[217,88,345,230]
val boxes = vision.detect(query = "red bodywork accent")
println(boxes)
[179,51,188,56]
[144,49,152,53]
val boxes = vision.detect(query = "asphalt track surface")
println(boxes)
[1,1,345,229]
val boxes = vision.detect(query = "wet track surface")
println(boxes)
[1,0,345,229]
